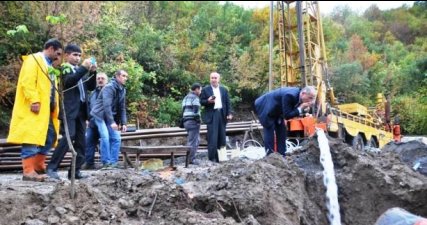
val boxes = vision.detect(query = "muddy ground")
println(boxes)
[1,137,426,225]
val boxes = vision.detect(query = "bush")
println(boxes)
[392,95,427,135]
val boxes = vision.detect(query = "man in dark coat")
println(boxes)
[90,70,128,169]
[254,86,316,156]
[200,72,233,162]
[47,44,97,180]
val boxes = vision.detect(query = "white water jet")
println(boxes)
[316,128,342,225]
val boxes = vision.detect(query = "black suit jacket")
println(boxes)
[200,85,232,124]
[59,65,96,121]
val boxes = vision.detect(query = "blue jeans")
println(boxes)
[21,118,56,159]
[85,124,99,165]
[94,118,121,165]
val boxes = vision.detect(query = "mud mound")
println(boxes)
[1,137,426,225]
[383,140,427,176]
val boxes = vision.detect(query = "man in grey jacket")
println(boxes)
[90,70,128,168]
[182,83,202,165]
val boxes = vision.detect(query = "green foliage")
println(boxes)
[392,95,427,135]
[48,66,61,78]
[6,25,29,36]
[46,14,67,25]
[99,58,147,104]
[331,62,372,105]
[1,1,427,133]
[155,97,182,127]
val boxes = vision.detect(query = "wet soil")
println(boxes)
[1,137,426,225]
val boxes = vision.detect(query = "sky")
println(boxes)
[221,1,415,15]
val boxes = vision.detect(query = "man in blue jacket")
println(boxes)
[254,86,316,156]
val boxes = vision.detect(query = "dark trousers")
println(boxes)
[184,119,200,162]
[263,117,287,156]
[206,109,226,162]
[47,114,86,172]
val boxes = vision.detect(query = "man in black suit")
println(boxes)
[47,44,97,180]
[254,86,316,156]
[200,72,233,162]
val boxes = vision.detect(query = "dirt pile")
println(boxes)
[1,138,426,225]
[382,140,427,176]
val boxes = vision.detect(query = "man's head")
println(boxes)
[300,86,317,105]
[191,83,202,96]
[115,70,128,85]
[64,44,82,66]
[209,72,220,88]
[96,72,108,88]
[43,38,63,61]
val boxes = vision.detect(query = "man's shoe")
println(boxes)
[68,171,88,180]
[110,163,122,169]
[99,164,112,170]
[82,163,95,170]
[190,160,200,165]
[46,169,61,180]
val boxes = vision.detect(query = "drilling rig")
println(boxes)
[276,1,401,149]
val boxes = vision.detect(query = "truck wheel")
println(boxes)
[368,138,377,148]
[352,134,364,151]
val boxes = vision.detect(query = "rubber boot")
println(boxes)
[34,154,47,174]
[22,157,45,182]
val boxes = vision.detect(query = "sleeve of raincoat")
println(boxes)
[20,55,41,104]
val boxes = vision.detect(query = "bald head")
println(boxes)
[210,72,220,88]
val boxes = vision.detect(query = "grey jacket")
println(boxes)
[90,78,127,126]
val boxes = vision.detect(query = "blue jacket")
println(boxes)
[254,87,301,128]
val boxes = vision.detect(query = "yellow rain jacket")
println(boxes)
[7,53,59,146]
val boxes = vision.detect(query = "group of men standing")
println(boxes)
[7,39,128,181]
[8,38,317,182]
[181,71,316,164]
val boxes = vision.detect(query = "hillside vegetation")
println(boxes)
[0,1,426,135]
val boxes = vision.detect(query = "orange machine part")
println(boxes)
[393,125,401,142]
[288,117,327,137]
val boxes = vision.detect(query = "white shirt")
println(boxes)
[212,85,222,109]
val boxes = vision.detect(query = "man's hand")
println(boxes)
[111,122,119,131]
[208,96,216,104]
[81,58,92,69]
[227,114,233,120]
[121,125,127,132]
[89,63,97,72]
[31,102,40,114]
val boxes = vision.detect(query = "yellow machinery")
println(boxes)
[276,1,400,149]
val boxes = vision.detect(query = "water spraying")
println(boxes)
[316,128,342,225]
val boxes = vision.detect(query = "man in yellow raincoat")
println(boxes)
[7,38,63,182]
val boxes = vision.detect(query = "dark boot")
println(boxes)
[68,170,88,180]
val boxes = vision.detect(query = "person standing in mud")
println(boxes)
[200,72,233,162]
[182,83,202,165]
[7,39,63,182]
[90,70,128,169]
[46,44,97,180]
[254,86,316,156]
[83,72,109,169]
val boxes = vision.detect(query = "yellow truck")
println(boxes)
[276,1,400,150]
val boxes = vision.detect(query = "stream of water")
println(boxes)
[316,128,342,225]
